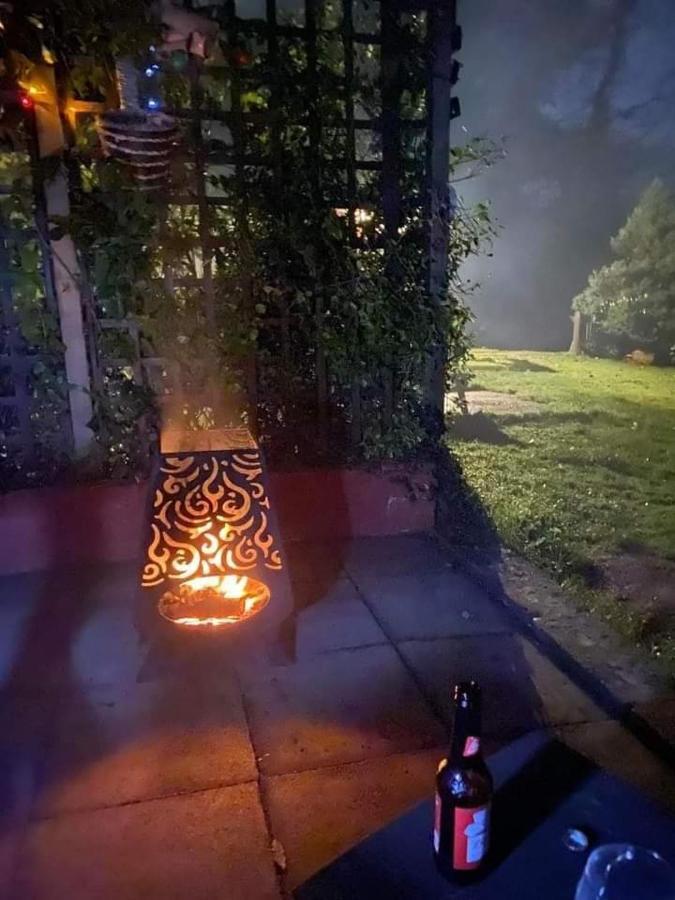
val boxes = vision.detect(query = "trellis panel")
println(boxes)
[154,0,458,457]
[0,0,459,472]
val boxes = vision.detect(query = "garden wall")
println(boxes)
[0,464,434,576]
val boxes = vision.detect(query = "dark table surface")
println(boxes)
[295,730,675,899]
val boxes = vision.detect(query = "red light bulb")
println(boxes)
[20,93,33,109]
[230,48,253,68]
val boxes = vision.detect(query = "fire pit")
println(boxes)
[141,427,291,640]
[159,574,270,627]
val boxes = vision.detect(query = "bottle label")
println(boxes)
[463,736,480,757]
[433,792,441,853]
[453,804,490,870]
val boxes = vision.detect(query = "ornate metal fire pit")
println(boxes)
[141,428,292,644]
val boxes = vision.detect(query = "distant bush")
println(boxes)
[573,179,675,363]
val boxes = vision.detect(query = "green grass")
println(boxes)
[451,349,675,674]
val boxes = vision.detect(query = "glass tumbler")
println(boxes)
[575,844,675,900]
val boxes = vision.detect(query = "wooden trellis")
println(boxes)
[154,0,460,456]
[2,0,460,470]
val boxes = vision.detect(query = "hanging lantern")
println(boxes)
[97,4,222,187]
[99,108,178,189]
[97,56,178,189]
[141,428,292,636]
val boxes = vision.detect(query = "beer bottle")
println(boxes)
[433,681,493,883]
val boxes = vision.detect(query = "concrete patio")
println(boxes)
[1,533,674,899]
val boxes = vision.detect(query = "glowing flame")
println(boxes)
[158,573,270,628]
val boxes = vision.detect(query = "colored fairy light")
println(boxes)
[146,97,161,110]
[18,82,47,109]
[145,67,155,77]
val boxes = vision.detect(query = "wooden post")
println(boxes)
[306,0,328,444]
[226,0,258,433]
[188,59,216,336]
[424,0,457,418]
[380,2,404,440]
[342,0,361,448]
[381,1,403,238]
[30,64,94,455]
[569,309,584,354]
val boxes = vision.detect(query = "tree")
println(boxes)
[572,179,675,360]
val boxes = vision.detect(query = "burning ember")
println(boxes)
[158,573,270,627]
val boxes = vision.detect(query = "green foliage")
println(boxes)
[187,10,494,462]
[0,153,71,487]
[0,156,156,484]
[3,0,494,482]
[573,179,675,359]
[453,348,675,679]
[0,0,159,94]
[68,161,160,319]
[66,161,161,474]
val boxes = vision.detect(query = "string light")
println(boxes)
[144,61,163,110]
[18,82,47,109]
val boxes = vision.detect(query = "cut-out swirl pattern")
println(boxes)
[143,451,283,588]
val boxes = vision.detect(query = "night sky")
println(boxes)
[459,0,675,349]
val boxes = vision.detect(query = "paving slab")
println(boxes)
[293,578,387,658]
[341,534,450,579]
[634,697,675,747]
[464,389,542,415]
[398,634,604,738]
[518,639,606,727]
[0,718,36,898]
[34,675,257,816]
[69,602,147,689]
[557,720,675,812]
[0,573,45,690]
[10,783,281,900]
[241,644,445,775]
[284,540,348,586]
[263,746,442,891]
[6,536,671,899]
[0,831,20,900]
[355,568,511,641]
[0,687,53,829]
[0,565,144,692]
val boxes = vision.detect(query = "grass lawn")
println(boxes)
[451,348,675,674]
